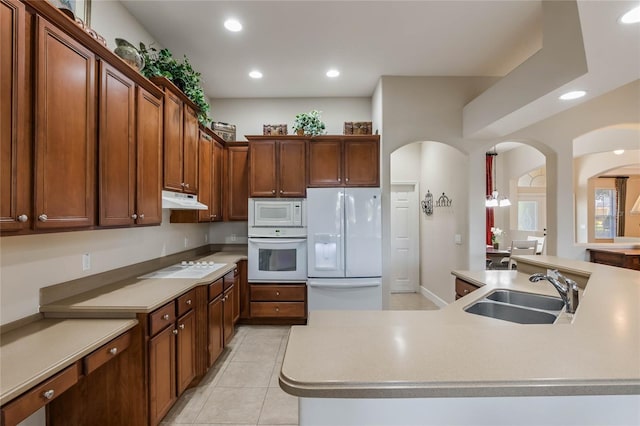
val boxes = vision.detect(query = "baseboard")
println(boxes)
[419,286,448,308]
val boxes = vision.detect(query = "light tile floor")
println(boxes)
[161,325,297,426]
[162,293,436,425]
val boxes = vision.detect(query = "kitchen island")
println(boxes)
[279,255,640,425]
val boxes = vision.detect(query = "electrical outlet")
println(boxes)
[82,253,91,271]
[184,237,189,248]
[454,234,462,245]
[230,233,237,242]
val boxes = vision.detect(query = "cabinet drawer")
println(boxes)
[149,302,176,337]
[591,251,624,266]
[84,330,132,375]
[250,302,305,318]
[209,278,223,301]
[455,279,480,298]
[1,362,80,426]
[251,285,305,302]
[177,289,196,316]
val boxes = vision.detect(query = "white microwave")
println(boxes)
[249,198,305,228]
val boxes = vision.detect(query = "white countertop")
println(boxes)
[280,256,640,398]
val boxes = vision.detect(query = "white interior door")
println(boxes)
[390,183,419,293]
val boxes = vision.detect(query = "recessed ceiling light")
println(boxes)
[249,70,262,79]
[620,5,640,24]
[614,149,625,155]
[326,69,340,78]
[224,19,242,32]
[559,90,586,100]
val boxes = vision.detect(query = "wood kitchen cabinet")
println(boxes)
[0,0,31,234]
[308,136,380,187]
[34,15,96,230]
[170,128,223,224]
[152,77,199,195]
[222,270,236,343]
[225,143,249,220]
[207,278,224,367]
[249,283,307,324]
[588,248,640,271]
[247,137,306,197]
[455,278,481,300]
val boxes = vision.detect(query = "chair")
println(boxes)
[527,235,546,255]
[500,240,538,269]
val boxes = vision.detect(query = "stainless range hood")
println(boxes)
[162,190,208,210]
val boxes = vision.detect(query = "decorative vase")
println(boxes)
[493,242,499,249]
[114,38,145,72]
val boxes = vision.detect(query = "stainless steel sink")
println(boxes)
[485,289,565,311]
[464,301,558,324]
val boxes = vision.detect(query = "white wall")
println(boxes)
[88,0,158,51]
[209,97,371,140]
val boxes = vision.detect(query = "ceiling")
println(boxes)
[120,0,543,99]
[120,0,639,138]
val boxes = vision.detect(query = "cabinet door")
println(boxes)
[208,296,223,367]
[148,326,176,425]
[308,140,342,187]
[0,0,31,232]
[182,106,199,194]
[249,140,277,197]
[34,17,96,230]
[344,139,379,186]
[223,287,234,344]
[136,86,163,225]
[211,141,223,221]
[98,62,135,226]
[232,272,240,323]
[163,90,183,192]
[278,139,306,197]
[226,145,249,220]
[197,131,213,222]
[176,310,196,395]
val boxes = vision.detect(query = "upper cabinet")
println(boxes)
[247,137,306,198]
[308,136,379,187]
[152,77,199,195]
[0,0,30,233]
[34,15,97,230]
[1,0,164,236]
[225,144,249,221]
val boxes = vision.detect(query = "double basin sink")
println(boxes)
[465,289,565,324]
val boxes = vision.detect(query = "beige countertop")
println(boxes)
[280,256,640,398]
[0,318,138,405]
[40,252,246,315]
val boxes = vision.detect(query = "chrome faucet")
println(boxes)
[529,270,580,314]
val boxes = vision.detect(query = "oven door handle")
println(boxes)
[249,238,306,244]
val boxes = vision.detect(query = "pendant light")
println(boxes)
[485,148,511,208]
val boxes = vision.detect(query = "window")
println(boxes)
[518,201,538,231]
[594,188,616,239]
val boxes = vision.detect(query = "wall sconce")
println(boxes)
[436,192,452,208]
[421,190,433,215]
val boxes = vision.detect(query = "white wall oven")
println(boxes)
[248,198,307,282]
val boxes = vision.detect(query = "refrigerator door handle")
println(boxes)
[308,282,380,289]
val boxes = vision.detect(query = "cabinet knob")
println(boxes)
[280,190,283,194]
[179,324,185,330]
[139,213,144,219]
[186,299,192,305]
[42,389,55,400]
[131,213,138,219]
[17,214,28,222]
[181,182,185,187]
[272,189,276,194]
[38,214,48,222]
[275,307,280,312]
[276,291,280,296]
[173,329,178,335]
[463,289,469,294]
[162,314,170,320]
[345,178,349,182]
[185,183,190,189]
[109,347,118,356]
[338,178,341,182]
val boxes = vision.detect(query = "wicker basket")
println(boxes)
[344,121,372,135]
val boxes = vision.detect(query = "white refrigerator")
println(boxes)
[306,188,382,311]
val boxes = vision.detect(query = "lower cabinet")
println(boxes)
[455,278,481,300]
[249,283,307,323]
[148,325,177,424]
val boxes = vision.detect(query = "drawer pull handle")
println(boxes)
[275,307,280,312]
[109,347,118,356]
[173,329,178,335]
[179,324,185,330]
[463,289,469,294]
[162,314,170,320]
[276,291,280,296]
[131,213,138,219]
[139,213,145,219]
[43,389,55,400]
[186,299,192,305]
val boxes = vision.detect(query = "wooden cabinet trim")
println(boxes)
[83,329,132,375]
